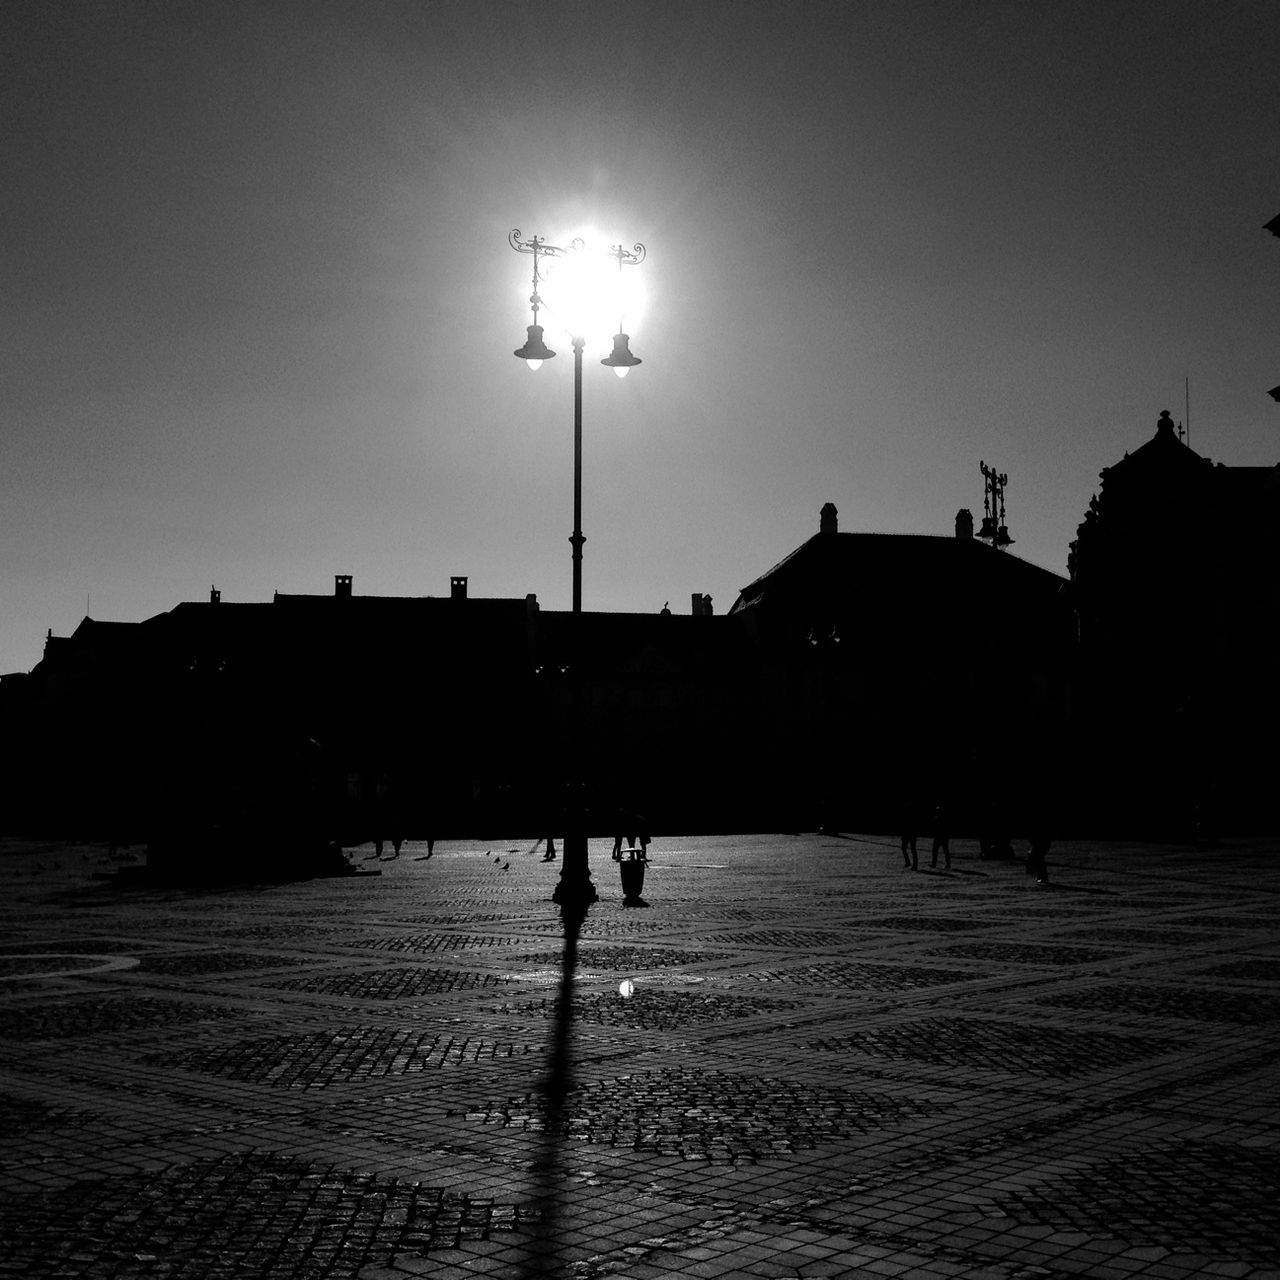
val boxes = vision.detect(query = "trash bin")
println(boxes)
[618,848,647,904]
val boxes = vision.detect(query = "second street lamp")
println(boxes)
[508,228,646,912]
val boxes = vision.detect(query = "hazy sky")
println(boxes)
[4,0,1277,673]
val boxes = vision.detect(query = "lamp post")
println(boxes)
[509,228,645,912]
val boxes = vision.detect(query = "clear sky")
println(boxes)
[4,0,1277,674]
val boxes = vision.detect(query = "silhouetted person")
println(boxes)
[371,771,401,859]
[1026,832,1050,884]
[543,835,557,862]
[930,802,950,869]
[900,800,918,871]
[612,808,645,861]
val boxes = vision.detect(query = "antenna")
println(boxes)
[1185,377,1190,450]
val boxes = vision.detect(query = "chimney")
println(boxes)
[955,509,974,540]
[335,575,352,599]
[691,593,713,616]
[210,585,221,604]
[819,502,838,535]
[451,576,468,601]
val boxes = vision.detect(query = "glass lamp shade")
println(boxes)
[601,331,641,378]
[514,324,556,368]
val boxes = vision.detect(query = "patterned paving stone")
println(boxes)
[1194,957,1280,983]
[0,938,143,954]
[1164,914,1280,931]
[927,941,1126,966]
[0,1093,95,1139]
[976,904,1098,917]
[155,1024,537,1088]
[3,833,1278,1280]
[267,967,510,998]
[697,929,852,948]
[355,933,522,953]
[809,1016,1175,1077]
[1038,983,1280,1024]
[0,954,97,978]
[585,907,791,923]
[579,915,732,935]
[521,945,728,971]
[994,1140,1280,1266]
[0,1150,538,1278]
[459,1066,938,1163]
[398,912,525,926]
[499,988,806,1031]
[0,995,238,1042]
[1061,925,1227,946]
[862,915,1000,932]
[1144,1056,1280,1126]
[209,924,355,947]
[116,951,303,977]
[743,960,960,991]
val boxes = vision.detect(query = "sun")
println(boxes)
[538,229,647,352]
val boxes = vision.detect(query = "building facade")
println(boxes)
[727,503,1074,835]
[1068,410,1280,831]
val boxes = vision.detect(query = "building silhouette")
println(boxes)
[727,502,1073,835]
[4,410,1276,869]
[1069,410,1280,832]
[0,508,1073,863]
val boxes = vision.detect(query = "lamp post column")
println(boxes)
[571,337,584,614]
[555,335,595,909]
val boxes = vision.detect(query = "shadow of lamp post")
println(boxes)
[509,229,646,913]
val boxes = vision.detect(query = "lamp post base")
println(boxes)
[552,830,597,912]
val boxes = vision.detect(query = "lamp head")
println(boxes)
[601,331,641,379]
[514,324,556,369]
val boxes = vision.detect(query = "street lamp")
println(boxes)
[508,228,646,912]
[978,461,1014,549]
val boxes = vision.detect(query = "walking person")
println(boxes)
[899,790,919,870]
[1026,831,1050,884]
[901,823,918,871]
[930,801,951,869]
[901,830,918,870]
[612,807,634,861]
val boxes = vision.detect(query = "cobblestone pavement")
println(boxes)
[1,832,1277,1279]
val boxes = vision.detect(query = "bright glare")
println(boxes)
[618,979,635,998]
[612,364,629,379]
[525,359,543,372]
[540,236,646,350]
